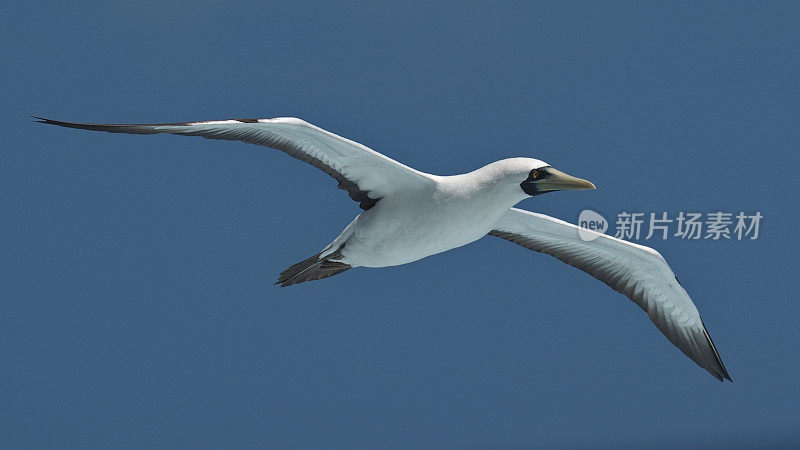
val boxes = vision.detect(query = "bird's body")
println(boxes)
[332,159,532,268]
[37,115,732,382]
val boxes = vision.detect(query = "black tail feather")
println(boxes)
[276,251,350,287]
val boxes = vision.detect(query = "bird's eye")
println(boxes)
[531,170,540,179]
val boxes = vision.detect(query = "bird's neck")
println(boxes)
[438,171,528,211]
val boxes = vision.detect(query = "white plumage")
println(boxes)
[37,116,731,381]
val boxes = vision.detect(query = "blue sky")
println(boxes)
[3,1,799,448]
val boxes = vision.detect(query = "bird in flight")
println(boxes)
[37,116,731,381]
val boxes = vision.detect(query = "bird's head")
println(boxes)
[483,158,595,197]
[473,158,596,202]
[518,159,596,196]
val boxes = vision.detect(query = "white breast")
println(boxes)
[339,174,524,268]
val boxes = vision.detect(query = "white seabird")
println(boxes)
[36,116,731,381]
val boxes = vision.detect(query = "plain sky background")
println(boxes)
[3,1,799,448]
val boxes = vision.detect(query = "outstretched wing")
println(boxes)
[489,207,731,381]
[36,117,433,210]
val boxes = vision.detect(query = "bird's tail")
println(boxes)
[275,250,351,287]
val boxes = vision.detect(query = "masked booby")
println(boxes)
[36,116,731,382]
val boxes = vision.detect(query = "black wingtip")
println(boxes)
[712,367,733,383]
[700,319,732,383]
[713,372,733,383]
[33,116,64,126]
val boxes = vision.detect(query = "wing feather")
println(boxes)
[490,207,731,381]
[35,116,432,210]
